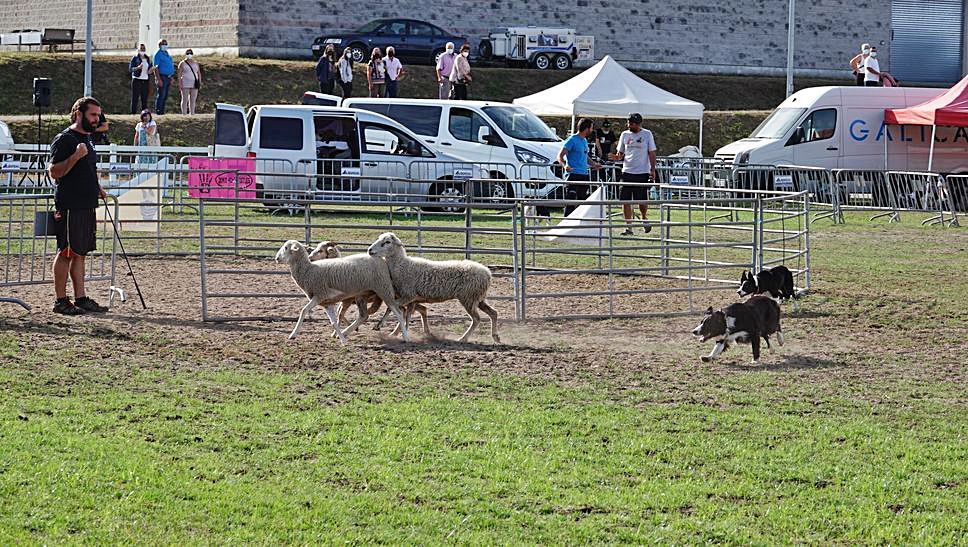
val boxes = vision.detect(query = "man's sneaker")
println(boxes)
[620,228,634,236]
[75,296,108,313]
[53,298,85,315]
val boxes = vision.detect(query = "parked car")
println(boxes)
[311,18,467,65]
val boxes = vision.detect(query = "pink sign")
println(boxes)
[187,157,257,199]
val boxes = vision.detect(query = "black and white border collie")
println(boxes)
[692,296,783,364]
[737,266,797,302]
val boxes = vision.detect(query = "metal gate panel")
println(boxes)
[891,0,965,83]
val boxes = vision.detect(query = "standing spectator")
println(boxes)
[91,113,110,145]
[436,42,457,100]
[556,118,601,216]
[316,45,336,94]
[128,43,152,114]
[367,48,386,98]
[610,113,657,235]
[46,96,109,315]
[153,38,175,114]
[384,46,406,98]
[337,47,354,98]
[133,109,161,163]
[864,46,882,87]
[177,49,202,115]
[449,44,473,100]
[849,43,870,87]
[595,120,618,158]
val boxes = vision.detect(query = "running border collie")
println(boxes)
[692,296,783,363]
[737,266,796,302]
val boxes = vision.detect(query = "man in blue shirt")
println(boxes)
[153,38,175,114]
[556,118,601,215]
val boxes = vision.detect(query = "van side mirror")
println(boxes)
[477,126,491,144]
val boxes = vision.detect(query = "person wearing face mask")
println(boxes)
[436,42,457,99]
[128,43,153,114]
[864,47,882,87]
[449,44,473,100]
[177,49,202,115]
[153,39,175,114]
[849,43,870,87]
[133,109,161,163]
[46,96,110,315]
[367,48,387,98]
[384,46,407,98]
[316,45,336,94]
[337,47,354,98]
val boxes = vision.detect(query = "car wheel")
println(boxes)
[432,48,445,64]
[486,171,512,203]
[350,44,367,64]
[533,53,551,70]
[478,40,493,61]
[553,54,572,70]
[429,180,466,213]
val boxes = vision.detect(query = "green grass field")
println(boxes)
[1,211,966,543]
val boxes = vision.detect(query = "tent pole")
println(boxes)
[928,125,936,172]
[884,125,888,170]
[698,117,704,156]
[570,113,576,134]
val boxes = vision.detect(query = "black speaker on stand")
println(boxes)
[30,78,52,187]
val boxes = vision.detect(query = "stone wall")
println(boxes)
[1,0,894,77]
[236,0,893,76]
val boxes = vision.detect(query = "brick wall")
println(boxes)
[236,0,892,76]
[0,0,139,51]
[160,0,239,51]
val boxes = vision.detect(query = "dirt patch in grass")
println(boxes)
[2,242,964,410]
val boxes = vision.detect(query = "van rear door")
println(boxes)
[214,103,249,157]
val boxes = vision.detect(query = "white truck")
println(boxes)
[477,26,594,70]
[715,86,968,173]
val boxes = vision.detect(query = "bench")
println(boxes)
[0,28,80,52]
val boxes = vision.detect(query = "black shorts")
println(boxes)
[54,208,97,257]
[620,172,651,200]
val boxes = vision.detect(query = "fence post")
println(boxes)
[464,178,472,260]
[199,198,208,321]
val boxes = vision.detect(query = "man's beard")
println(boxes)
[80,117,99,132]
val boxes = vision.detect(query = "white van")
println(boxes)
[214,103,487,208]
[341,98,564,200]
[715,86,968,173]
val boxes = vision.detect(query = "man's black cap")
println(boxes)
[628,113,643,123]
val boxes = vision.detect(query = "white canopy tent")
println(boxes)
[513,55,706,152]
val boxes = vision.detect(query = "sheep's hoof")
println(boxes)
[700,355,712,363]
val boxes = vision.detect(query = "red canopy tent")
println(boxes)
[884,74,968,171]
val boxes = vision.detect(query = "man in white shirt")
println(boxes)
[436,42,457,100]
[384,46,406,98]
[864,47,882,87]
[609,113,657,235]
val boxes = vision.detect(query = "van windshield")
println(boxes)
[482,106,559,142]
[750,108,807,139]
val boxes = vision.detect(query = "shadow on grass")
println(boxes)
[0,317,135,341]
[727,355,844,371]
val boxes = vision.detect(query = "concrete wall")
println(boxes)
[235,0,893,77]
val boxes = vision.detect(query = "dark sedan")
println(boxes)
[312,19,466,65]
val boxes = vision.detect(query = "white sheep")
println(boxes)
[274,240,411,343]
[367,232,500,343]
[308,240,430,335]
